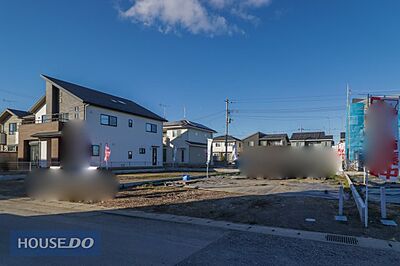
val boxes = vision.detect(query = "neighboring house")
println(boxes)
[290,132,334,147]
[163,120,216,166]
[0,108,31,152]
[242,132,290,150]
[340,132,345,143]
[17,74,166,168]
[212,135,242,163]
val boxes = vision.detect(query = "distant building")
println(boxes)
[163,120,216,166]
[242,132,290,150]
[290,132,334,147]
[0,109,31,152]
[212,135,242,163]
[340,132,345,143]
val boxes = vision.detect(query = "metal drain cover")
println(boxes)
[325,234,359,245]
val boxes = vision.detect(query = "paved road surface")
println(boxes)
[1,199,399,265]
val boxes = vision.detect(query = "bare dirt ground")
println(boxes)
[1,173,399,241]
[98,175,400,241]
[117,171,221,184]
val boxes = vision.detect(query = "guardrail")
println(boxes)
[344,172,366,223]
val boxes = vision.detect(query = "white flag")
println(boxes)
[232,143,238,162]
[207,139,213,164]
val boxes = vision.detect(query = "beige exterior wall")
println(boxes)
[59,89,85,120]
[0,114,22,152]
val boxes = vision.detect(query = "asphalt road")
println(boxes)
[1,207,400,265]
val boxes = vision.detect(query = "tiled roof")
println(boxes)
[164,120,216,133]
[42,75,166,122]
[290,132,333,141]
[213,135,241,141]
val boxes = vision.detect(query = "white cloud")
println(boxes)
[118,0,272,36]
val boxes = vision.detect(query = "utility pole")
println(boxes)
[346,84,351,167]
[225,98,230,165]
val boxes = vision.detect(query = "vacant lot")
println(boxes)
[98,175,400,241]
[117,171,221,184]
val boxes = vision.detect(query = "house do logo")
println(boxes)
[10,231,100,256]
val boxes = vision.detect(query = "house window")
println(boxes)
[181,149,185,163]
[100,114,117,127]
[128,151,133,159]
[9,123,17,135]
[260,140,267,146]
[92,145,100,156]
[139,148,146,154]
[74,106,80,119]
[248,141,254,147]
[215,143,221,147]
[128,119,133,128]
[146,123,157,133]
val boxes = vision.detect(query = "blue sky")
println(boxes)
[1,0,400,140]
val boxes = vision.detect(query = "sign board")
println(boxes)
[367,97,399,182]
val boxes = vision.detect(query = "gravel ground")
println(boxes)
[97,176,400,241]
[117,171,220,183]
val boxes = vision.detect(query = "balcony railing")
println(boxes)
[22,113,69,125]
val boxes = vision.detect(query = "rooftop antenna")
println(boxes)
[183,106,186,119]
[159,104,168,119]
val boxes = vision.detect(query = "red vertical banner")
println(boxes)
[104,143,111,162]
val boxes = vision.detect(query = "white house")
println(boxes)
[17,75,166,168]
[212,135,242,163]
[163,120,216,166]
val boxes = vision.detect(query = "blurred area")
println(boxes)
[25,121,118,202]
[240,147,338,179]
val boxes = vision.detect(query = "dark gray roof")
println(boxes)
[7,109,32,118]
[260,133,289,141]
[213,135,241,141]
[42,75,166,122]
[290,132,333,141]
[186,141,207,146]
[242,132,288,141]
[164,120,216,133]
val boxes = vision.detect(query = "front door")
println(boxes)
[152,147,157,166]
[28,141,40,164]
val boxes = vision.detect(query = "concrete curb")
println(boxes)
[119,175,216,189]
[102,209,400,252]
[0,174,26,181]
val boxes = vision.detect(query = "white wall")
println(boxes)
[213,140,235,153]
[187,129,212,143]
[35,104,46,123]
[85,105,163,167]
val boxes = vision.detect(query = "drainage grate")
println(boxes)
[325,234,359,245]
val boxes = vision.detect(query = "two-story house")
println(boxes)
[17,74,166,168]
[212,135,242,163]
[242,132,290,151]
[163,120,216,166]
[290,132,334,147]
[0,109,32,152]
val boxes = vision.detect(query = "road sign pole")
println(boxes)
[364,167,368,228]
[380,186,387,219]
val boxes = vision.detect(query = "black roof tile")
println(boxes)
[42,75,166,122]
